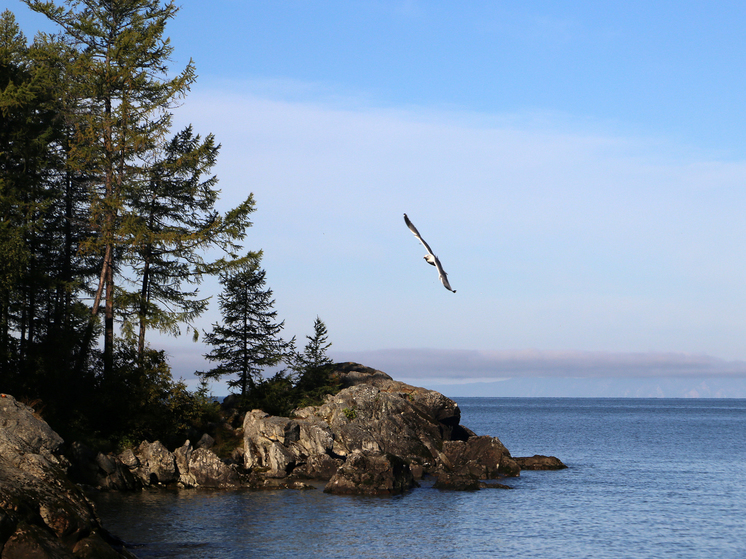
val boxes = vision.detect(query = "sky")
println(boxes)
[13,1,746,397]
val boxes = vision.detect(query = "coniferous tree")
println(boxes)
[288,317,337,407]
[21,0,195,376]
[0,11,71,379]
[22,0,256,374]
[119,126,257,361]
[199,259,291,397]
[289,317,333,378]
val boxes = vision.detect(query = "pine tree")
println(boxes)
[289,317,333,377]
[0,10,98,421]
[200,259,290,397]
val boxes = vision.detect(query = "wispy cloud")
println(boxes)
[166,85,746,374]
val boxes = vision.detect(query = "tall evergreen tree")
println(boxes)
[199,259,291,396]
[21,0,195,375]
[287,317,337,407]
[0,10,100,425]
[22,0,255,373]
[119,126,257,361]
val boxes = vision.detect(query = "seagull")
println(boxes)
[404,213,456,293]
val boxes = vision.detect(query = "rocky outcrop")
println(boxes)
[64,363,565,496]
[241,363,551,493]
[68,437,243,491]
[441,436,520,479]
[242,411,340,480]
[0,394,135,558]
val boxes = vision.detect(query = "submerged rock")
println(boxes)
[513,455,568,470]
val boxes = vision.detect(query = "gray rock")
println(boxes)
[196,433,215,450]
[324,450,418,495]
[131,441,177,485]
[433,471,481,491]
[513,455,567,470]
[188,448,241,488]
[67,442,138,491]
[241,363,537,492]
[0,394,133,558]
[441,435,520,479]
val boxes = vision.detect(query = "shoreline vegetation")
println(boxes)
[0,1,345,457]
[0,363,565,557]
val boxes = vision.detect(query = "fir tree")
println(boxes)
[288,317,337,407]
[199,259,291,397]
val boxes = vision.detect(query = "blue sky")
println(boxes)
[14,1,746,396]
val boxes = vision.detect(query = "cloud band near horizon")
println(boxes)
[329,349,746,382]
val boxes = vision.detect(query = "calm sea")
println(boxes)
[92,398,746,559]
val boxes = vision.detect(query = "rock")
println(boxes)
[324,450,418,495]
[0,394,134,558]
[293,453,342,480]
[118,449,138,470]
[514,455,568,470]
[195,433,215,450]
[441,436,520,479]
[433,472,481,491]
[130,441,177,486]
[173,441,197,487]
[242,411,297,478]
[478,481,513,490]
[67,442,138,491]
[242,411,338,479]
[241,363,559,493]
[1,523,75,559]
[72,531,137,559]
[187,448,241,488]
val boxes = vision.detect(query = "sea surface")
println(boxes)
[92,398,746,558]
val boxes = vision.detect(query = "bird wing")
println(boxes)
[403,213,436,259]
[404,213,456,293]
[432,255,456,293]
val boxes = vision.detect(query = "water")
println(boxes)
[92,398,746,558]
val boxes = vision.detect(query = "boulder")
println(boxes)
[187,447,241,488]
[195,433,215,450]
[441,436,520,479]
[67,442,138,491]
[0,393,134,558]
[514,455,567,470]
[433,471,481,491]
[324,450,418,495]
[129,441,177,486]
[242,411,338,479]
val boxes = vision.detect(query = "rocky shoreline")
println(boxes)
[0,363,565,557]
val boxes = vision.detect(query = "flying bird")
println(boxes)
[403,213,456,293]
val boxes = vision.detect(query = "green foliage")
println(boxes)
[221,318,341,418]
[342,407,357,420]
[199,258,291,396]
[87,340,221,450]
[288,317,339,409]
[0,4,278,455]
